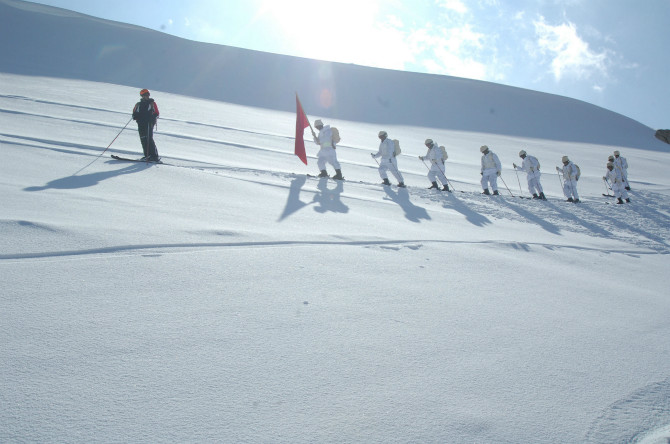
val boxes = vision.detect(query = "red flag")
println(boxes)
[295,94,310,165]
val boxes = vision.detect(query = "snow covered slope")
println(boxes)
[0,0,669,442]
[0,0,665,149]
[1,72,670,444]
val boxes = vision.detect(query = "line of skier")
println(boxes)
[311,120,631,204]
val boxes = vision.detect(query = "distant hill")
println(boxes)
[0,0,664,149]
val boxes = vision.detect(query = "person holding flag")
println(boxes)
[293,94,343,180]
[313,119,344,180]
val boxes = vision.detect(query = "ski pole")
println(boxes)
[421,157,456,192]
[603,177,615,197]
[555,167,564,193]
[71,116,133,176]
[499,174,514,197]
[513,165,524,197]
[103,117,133,157]
[436,160,456,192]
[420,157,430,171]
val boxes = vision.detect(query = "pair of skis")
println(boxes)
[111,155,162,164]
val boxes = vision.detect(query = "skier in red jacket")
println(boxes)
[132,89,160,161]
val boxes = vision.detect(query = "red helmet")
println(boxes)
[140,89,150,96]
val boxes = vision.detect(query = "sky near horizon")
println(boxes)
[28,0,670,130]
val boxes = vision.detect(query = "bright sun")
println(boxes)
[256,0,397,68]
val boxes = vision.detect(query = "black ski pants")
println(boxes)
[137,120,158,158]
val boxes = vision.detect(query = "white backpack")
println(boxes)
[393,139,401,156]
[529,155,540,171]
[439,146,448,161]
[331,127,341,144]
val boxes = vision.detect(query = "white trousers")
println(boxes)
[562,179,579,200]
[428,162,448,185]
[378,158,404,183]
[317,146,341,171]
[611,182,629,199]
[526,171,543,195]
[620,170,629,188]
[481,168,498,191]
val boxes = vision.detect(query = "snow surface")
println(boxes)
[1,1,670,442]
[1,72,669,443]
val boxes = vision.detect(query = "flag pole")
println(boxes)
[296,93,317,140]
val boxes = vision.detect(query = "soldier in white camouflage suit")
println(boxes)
[514,150,546,200]
[604,161,630,204]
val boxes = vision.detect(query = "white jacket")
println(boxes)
[562,161,579,180]
[423,143,443,163]
[481,151,501,172]
[315,125,333,148]
[373,138,395,160]
[605,168,624,184]
[613,156,628,170]
[516,155,540,174]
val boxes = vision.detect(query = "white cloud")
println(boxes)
[437,0,468,14]
[533,16,611,81]
[405,22,490,80]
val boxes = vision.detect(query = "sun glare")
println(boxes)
[257,0,398,68]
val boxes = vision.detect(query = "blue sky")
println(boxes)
[31,0,670,130]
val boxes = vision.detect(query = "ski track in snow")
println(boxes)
[174,161,670,255]
[1,91,669,263]
[585,377,670,443]
[1,154,668,262]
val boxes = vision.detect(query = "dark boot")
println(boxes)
[442,184,450,192]
[532,193,539,199]
[397,182,406,188]
[492,190,500,195]
[617,198,624,204]
[573,199,580,203]
[482,189,491,195]
[567,197,574,202]
[539,192,547,200]
[332,169,344,180]
[625,198,630,203]
[382,178,391,186]
[428,182,439,189]
[318,170,328,178]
